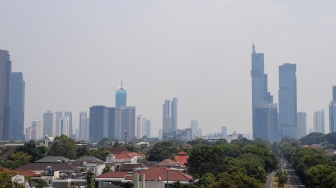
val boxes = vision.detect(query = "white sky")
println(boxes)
[1,0,336,137]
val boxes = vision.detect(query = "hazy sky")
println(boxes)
[1,0,336,137]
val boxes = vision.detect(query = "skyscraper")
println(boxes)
[107,107,115,139]
[0,50,11,140]
[329,86,336,133]
[314,110,325,134]
[9,72,25,140]
[116,80,126,108]
[297,112,307,139]
[221,126,227,138]
[162,98,178,137]
[136,115,146,139]
[43,111,54,137]
[114,106,136,142]
[31,119,43,140]
[89,106,108,141]
[191,120,198,139]
[146,120,151,137]
[65,111,73,138]
[251,44,277,141]
[79,111,89,141]
[278,63,297,138]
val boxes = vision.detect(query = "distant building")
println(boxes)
[146,120,151,137]
[297,112,307,139]
[43,111,54,137]
[136,115,146,139]
[31,120,43,140]
[221,126,227,138]
[25,127,32,141]
[55,111,63,136]
[114,106,136,142]
[162,98,178,138]
[65,111,73,138]
[79,112,89,141]
[9,72,25,140]
[278,63,297,139]
[89,106,109,141]
[314,110,325,134]
[191,120,198,139]
[329,86,336,133]
[57,115,70,136]
[251,44,277,142]
[115,80,126,108]
[0,50,11,141]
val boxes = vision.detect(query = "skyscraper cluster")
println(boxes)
[251,44,299,141]
[0,50,25,141]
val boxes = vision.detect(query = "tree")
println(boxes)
[305,165,336,187]
[15,142,47,162]
[0,168,25,188]
[147,141,177,161]
[76,146,91,158]
[48,135,77,159]
[86,170,95,188]
[102,165,112,174]
[3,151,32,169]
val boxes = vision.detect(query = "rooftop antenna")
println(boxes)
[252,42,256,54]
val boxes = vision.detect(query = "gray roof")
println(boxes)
[15,162,77,172]
[72,156,104,166]
[34,156,71,163]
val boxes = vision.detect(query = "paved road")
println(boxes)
[264,172,275,188]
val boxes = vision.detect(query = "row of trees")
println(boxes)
[280,137,336,187]
[186,138,277,188]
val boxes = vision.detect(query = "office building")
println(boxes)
[191,120,198,139]
[329,86,336,133]
[43,111,54,137]
[107,107,115,139]
[65,111,73,138]
[31,120,43,140]
[221,126,227,138]
[162,98,178,137]
[9,72,25,140]
[278,63,297,138]
[136,115,147,139]
[116,80,126,108]
[79,112,89,141]
[251,44,277,141]
[297,112,307,139]
[0,50,11,140]
[314,110,325,134]
[57,116,70,136]
[55,111,62,136]
[146,120,151,137]
[25,127,32,141]
[89,106,109,141]
[114,106,136,142]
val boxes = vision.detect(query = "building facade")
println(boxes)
[43,111,54,137]
[9,72,25,140]
[251,44,277,142]
[162,98,178,138]
[115,81,126,108]
[136,115,146,139]
[0,50,11,140]
[314,110,325,134]
[89,106,109,141]
[329,86,336,133]
[79,111,89,141]
[114,106,135,142]
[146,120,151,138]
[278,63,297,139]
[191,120,198,139]
[31,119,43,140]
[297,112,307,139]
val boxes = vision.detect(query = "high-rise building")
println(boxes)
[89,106,109,141]
[146,120,151,137]
[55,111,62,136]
[278,63,297,138]
[57,116,70,136]
[329,86,336,133]
[191,120,198,139]
[0,50,11,140]
[221,126,227,138]
[251,44,277,141]
[65,111,73,138]
[25,127,32,141]
[9,72,25,140]
[43,111,54,137]
[314,110,325,134]
[107,107,115,139]
[136,115,147,139]
[115,80,126,108]
[297,112,307,139]
[79,112,89,141]
[31,119,43,140]
[114,106,136,142]
[162,98,178,137]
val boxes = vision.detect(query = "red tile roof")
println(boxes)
[96,171,127,178]
[175,152,189,167]
[126,166,192,182]
[114,151,145,159]
[156,159,178,166]
[0,167,40,177]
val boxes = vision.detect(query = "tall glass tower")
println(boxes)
[278,63,297,138]
[10,72,25,140]
[115,80,127,108]
[0,50,11,141]
[251,44,276,141]
[329,86,336,133]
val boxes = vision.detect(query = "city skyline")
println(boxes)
[1,1,336,137]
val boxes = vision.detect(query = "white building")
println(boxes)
[297,112,307,139]
[56,116,69,136]
[32,119,43,140]
[79,111,89,141]
[314,110,325,134]
[25,127,32,140]
[136,115,147,139]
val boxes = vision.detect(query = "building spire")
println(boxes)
[252,42,256,54]
[120,79,123,88]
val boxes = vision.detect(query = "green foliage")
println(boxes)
[76,146,91,158]
[48,135,77,159]
[3,151,32,169]
[0,169,25,188]
[147,141,178,161]
[15,142,46,162]
[91,148,111,161]
[102,165,112,174]
[299,132,324,145]
[275,170,287,188]
[86,170,95,188]
[305,165,336,188]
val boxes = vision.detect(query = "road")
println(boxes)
[264,171,275,188]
